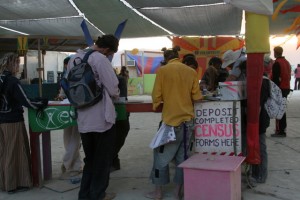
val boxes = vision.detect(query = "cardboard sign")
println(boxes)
[194,101,242,155]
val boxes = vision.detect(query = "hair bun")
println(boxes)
[161,47,167,52]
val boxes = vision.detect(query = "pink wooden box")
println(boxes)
[179,154,245,200]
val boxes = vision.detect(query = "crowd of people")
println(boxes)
[0,33,294,199]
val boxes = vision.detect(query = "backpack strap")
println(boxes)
[82,50,97,63]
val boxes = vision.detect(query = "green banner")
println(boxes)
[29,104,127,132]
[115,104,127,121]
[28,106,77,132]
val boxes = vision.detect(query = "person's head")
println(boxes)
[63,56,71,68]
[221,49,242,69]
[183,53,195,60]
[263,53,271,65]
[273,46,283,58]
[121,66,128,74]
[0,52,20,75]
[121,66,127,72]
[95,34,119,57]
[182,54,198,70]
[208,57,222,69]
[161,46,180,63]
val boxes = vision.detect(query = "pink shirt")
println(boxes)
[67,49,119,133]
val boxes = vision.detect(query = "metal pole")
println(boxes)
[141,51,144,94]
[37,39,42,97]
[124,50,128,68]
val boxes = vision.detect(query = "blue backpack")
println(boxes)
[60,50,103,109]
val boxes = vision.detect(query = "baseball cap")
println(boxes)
[221,49,242,69]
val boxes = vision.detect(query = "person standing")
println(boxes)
[294,64,300,90]
[111,70,130,172]
[56,56,83,179]
[146,46,202,199]
[271,46,291,137]
[251,75,271,183]
[0,53,48,194]
[263,53,274,78]
[200,57,224,92]
[120,66,129,83]
[182,53,198,71]
[222,48,247,81]
[67,35,120,200]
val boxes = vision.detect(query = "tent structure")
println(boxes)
[0,0,299,164]
[0,0,299,51]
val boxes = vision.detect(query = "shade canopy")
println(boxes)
[0,0,299,52]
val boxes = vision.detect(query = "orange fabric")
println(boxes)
[280,5,300,14]
[272,0,288,20]
[173,36,244,80]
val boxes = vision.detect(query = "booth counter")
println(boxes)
[28,102,127,187]
[28,100,242,188]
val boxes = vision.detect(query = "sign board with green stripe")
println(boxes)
[28,104,127,132]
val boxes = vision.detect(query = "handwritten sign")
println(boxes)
[194,101,241,155]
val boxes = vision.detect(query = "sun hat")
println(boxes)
[221,49,242,69]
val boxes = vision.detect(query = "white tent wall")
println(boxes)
[26,50,69,83]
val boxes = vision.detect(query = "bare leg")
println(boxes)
[145,185,163,199]
[174,184,183,200]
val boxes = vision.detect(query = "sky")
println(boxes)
[113,35,299,68]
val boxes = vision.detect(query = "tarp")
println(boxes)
[225,0,273,15]
[127,54,163,76]
[1,0,299,39]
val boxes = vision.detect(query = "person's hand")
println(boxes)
[55,96,64,101]
[154,103,163,112]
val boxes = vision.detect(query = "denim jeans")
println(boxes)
[150,120,194,185]
[78,125,116,200]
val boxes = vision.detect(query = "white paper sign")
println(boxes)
[194,101,242,155]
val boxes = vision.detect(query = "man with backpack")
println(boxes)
[271,46,291,137]
[66,35,120,200]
